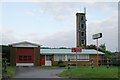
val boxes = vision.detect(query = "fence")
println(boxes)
[90,58,120,66]
[67,58,120,67]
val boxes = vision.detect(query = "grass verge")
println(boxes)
[3,66,16,77]
[58,66,119,78]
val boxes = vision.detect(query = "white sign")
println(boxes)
[92,33,102,39]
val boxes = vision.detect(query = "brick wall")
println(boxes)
[10,47,16,66]
[34,47,40,66]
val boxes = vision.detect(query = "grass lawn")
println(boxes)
[3,66,16,77]
[58,66,119,78]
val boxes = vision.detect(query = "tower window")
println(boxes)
[79,26,81,30]
[81,32,84,36]
[81,16,84,20]
[81,24,84,29]
[81,40,85,45]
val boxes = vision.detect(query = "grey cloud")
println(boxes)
[87,13,118,51]
[39,30,75,48]
[1,2,118,52]
[118,2,120,52]
[2,29,19,45]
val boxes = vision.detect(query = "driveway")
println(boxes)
[12,67,64,78]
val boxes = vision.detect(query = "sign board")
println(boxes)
[92,33,102,39]
[71,48,82,52]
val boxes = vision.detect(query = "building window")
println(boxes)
[77,54,89,60]
[81,40,85,44]
[46,55,51,61]
[81,24,84,29]
[81,32,84,36]
[23,56,27,60]
[54,55,65,61]
[67,54,89,61]
[18,56,32,61]
[28,56,32,60]
[67,55,76,60]
[19,56,22,60]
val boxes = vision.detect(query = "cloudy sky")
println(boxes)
[0,0,118,52]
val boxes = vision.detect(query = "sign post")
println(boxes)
[96,39,98,69]
[72,47,82,68]
[76,51,77,68]
[92,33,102,69]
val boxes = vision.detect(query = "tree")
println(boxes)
[2,45,10,62]
[99,43,106,50]
[98,44,112,59]
[111,52,120,66]
[86,44,96,49]
[86,44,112,59]
[59,47,68,49]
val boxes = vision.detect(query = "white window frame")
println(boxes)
[67,54,89,61]
[54,55,65,61]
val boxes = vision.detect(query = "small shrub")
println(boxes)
[58,60,63,65]
[59,64,66,67]
[71,63,76,66]
[58,60,66,67]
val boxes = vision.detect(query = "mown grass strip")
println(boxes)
[59,66,118,78]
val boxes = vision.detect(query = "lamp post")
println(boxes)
[92,33,102,69]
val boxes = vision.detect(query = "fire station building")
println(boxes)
[9,41,104,66]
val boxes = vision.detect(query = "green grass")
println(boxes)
[3,66,16,76]
[58,66,119,78]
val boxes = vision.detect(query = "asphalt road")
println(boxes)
[12,67,64,78]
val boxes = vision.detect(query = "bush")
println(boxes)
[71,63,76,66]
[58,60,63,65]
[58,60,66,67]
[59,64,66,67]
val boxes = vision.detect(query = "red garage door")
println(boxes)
[16,48,34,64]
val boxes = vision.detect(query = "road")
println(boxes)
[12,67,64,78]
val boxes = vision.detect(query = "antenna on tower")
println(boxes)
[84,7,87,21]
[116,48,118,52]
[84,7,86,14]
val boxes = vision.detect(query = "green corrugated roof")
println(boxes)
[40,49,104,55]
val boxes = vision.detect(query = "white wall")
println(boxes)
[16,63,34,66]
